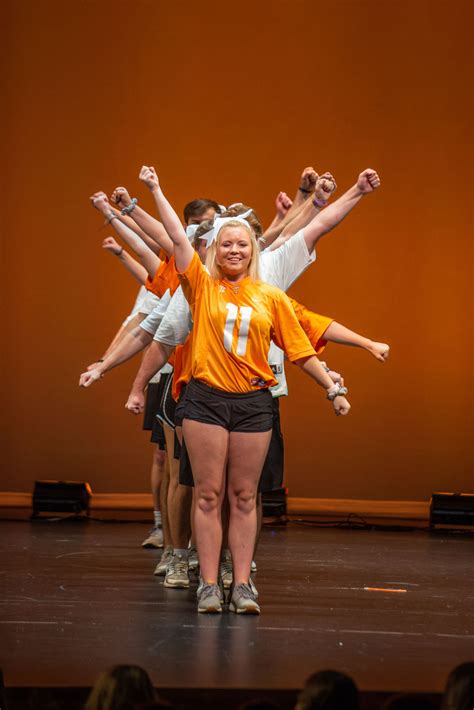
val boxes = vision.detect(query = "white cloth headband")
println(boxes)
[202,209,254,248]
[185,224,199,240]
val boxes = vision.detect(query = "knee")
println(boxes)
[196,487,221,515]
[154,448,167,466]
[230,488,257,516]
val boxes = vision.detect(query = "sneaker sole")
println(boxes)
[222,578,233,589]
[198,604,222,613]
[163,579,190,588]
[229,602,260,615]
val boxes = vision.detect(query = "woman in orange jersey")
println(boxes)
[141,167,350,615]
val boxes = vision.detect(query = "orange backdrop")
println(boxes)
[2,0,472,501]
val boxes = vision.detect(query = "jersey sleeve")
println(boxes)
[270,290,316,363]
[177,251,208,307]
[289,298,333,355]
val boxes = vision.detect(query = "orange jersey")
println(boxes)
[178,252,316,393]
[145,255,180,298]
[289,298,333,355]
[172,336,193,401]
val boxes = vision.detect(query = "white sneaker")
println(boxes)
[154,546,173,576]
[142,526,164,549]
[251,559,257,573]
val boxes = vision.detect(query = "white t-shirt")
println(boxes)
[154,230,316,395]
[122,285,148,327]
[138,290,173,377]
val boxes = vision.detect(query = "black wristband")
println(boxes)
[115,247,124,257]
[298,186,312,194]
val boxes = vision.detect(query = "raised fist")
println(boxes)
[275,191,293,218]
[315,172,337,201]
[102,236,122,255]
[300,167,318,193]
[111,186,132,207]
[90,191,110,215]
[357,169,381,194]
[139,165,159,191]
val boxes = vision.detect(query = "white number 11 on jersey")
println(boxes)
[224,304,253,356]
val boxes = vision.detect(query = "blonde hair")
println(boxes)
[206,220,261,281]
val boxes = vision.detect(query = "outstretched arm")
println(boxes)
[125,340,175,414]
[102,237,148,284]
[79,327,153,388]
[138,166,194,272]
[303,169,381,253]
[269,172,337,250]
[295,355,350,416]
[90,192,160,278]
[111,186,175,258]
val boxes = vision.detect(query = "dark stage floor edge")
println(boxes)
[1,519,473,709]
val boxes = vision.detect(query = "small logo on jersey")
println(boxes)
[270,364,283,374]
[250,377,270,387]
[219,285,226,293]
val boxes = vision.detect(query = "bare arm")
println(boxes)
[111,186,174,258]
[270,173,338,250]
[303,169,381,253]
[90,192,160,277]
[138,166,194,272]
[125,340,175,414]
[79,327,153,388]
[102,236,148,284]
[295,355,350,416]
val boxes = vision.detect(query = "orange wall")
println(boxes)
[2,0,472,501]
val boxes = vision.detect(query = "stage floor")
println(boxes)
[1,519,473,699]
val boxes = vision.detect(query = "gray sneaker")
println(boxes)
[188,546,199,572]
[154,546,173,576]
[197,582,223,613]
[229,583,261,614]
[220,550,233,589]
[164,553,190,588]
[142,526,164,548]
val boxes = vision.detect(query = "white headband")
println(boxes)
[185,224,199,240]
[201,209,254,248]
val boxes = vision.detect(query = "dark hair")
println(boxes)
[296,670,359,710]
[441,662,474,710]
[183,199,221,224]
[221,203,263,239]
[84,664,155,710]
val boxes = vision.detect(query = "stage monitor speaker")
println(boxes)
[32,480,92,517]
[262,487,287,520]
[430,492,474,528]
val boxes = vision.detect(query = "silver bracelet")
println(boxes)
[121,198,138,216]
[326,385,348,401]
[105,212,119,224]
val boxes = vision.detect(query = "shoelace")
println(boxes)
[235,583,256,601]
[168,558,188,575]
[200,584,220,601]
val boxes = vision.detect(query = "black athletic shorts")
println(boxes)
[143,382,160,430]
[155,371,176,430]
[258,397,284,492]
[182,379,273,433]
[179,396,282,491]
